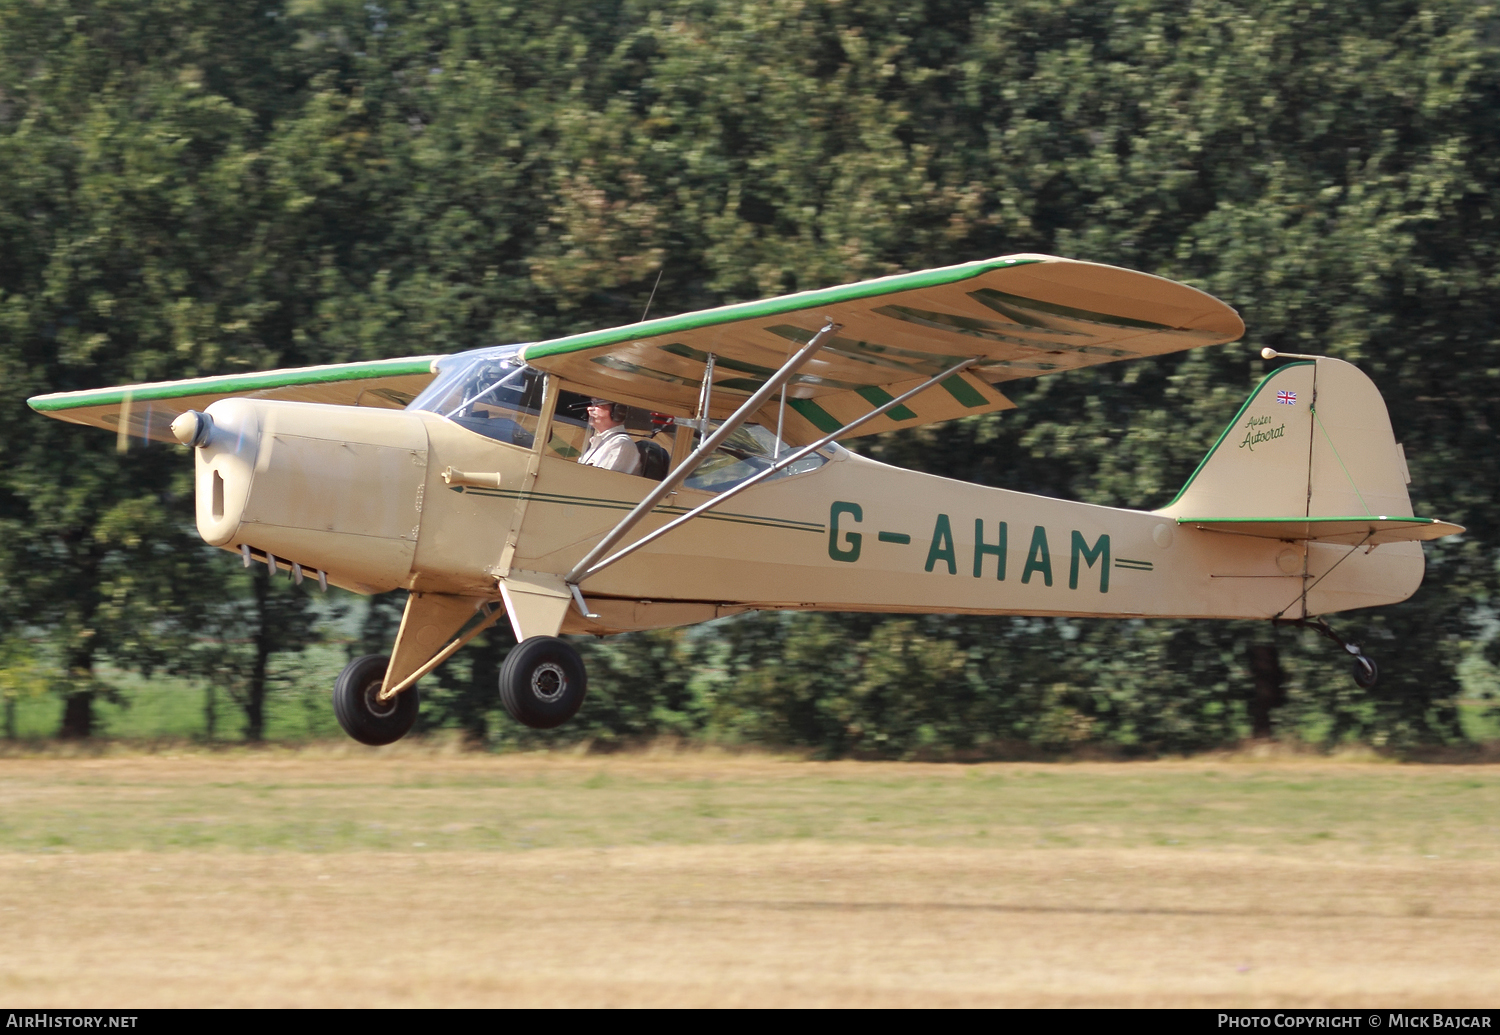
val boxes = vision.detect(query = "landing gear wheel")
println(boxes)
[499,636,587,729]
[333,654,420,745]
[1274,617,1382,692]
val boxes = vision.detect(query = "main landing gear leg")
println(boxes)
[331,594,504,746]
[1273,617,1379,689]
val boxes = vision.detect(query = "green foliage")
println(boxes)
[0,0,1495,748]
[185,558,321,740]
[422,623,514,743]
[0,635,52,739]
[694,612,1245,757]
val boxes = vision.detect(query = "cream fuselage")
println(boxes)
[194,394,1422,632]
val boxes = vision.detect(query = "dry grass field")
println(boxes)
[0,744,1497,1007]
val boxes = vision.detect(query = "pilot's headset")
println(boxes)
[590,398,628,423]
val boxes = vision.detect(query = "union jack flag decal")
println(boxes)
[1277,390,1297,405]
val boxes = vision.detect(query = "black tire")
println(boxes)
[333,654,420,746]
[499,636,588,729]
[1352,654,1379,689]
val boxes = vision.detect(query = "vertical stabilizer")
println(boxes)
[1157,358,1413,521]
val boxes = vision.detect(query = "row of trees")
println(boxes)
[1,0,1496,750]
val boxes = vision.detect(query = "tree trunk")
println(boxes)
[1247,643,1286,738]
[59,640,96,739]
[457,629,508,744]
[59,689,94,739]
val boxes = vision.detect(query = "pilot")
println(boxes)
[578,398,642,475]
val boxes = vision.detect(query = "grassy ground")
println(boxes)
[9,653,1498,743]
[0,747,1497,1006]
[5,648,354,741]
[8,597,1499,747]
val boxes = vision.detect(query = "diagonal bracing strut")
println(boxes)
[376,602,507,702]
[563,320,842,587]
[572,356,980,587]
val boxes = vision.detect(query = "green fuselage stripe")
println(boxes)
[451,485,824,533]
[1178,516,1435,525]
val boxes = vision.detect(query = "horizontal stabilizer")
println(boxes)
[1178,516,1465,546]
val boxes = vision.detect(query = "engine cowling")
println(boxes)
[191,398,429,593]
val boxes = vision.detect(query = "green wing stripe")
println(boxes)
[875,303,1137,357]
[659,342,774,377]
[939,375,988,408]
[28,356,438,413]
[764,324,968,375]
[590,354,705,389]
[968,287,1175,331]
[521,257,1042,362]
[788,398,844,434]
[872,304,1082,350]
[658,342,873,393]
[855,386,917,422]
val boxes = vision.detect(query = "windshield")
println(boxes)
[407,345,545,447]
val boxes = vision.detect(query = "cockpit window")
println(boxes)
[407,346,544,447]
[682,422,829,493]
[408,349,839,487]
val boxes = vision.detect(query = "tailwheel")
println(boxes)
[1273,616,1379,690]
[333,654,420,745]
[499,636,588,729]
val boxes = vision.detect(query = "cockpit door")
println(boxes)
[494,375,560,578]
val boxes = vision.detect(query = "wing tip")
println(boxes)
[996,253,1245,342]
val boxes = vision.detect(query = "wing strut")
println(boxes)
[572,355,979,587]
[563,320,842,588]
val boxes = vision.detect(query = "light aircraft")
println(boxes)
[30,255,1463,744]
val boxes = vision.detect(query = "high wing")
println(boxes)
[522,254,1245,443]
[28,255,1243,446]
[27,356,440,443]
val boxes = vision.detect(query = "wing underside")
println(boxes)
[28,357,439,443]
[523,254,1245,442]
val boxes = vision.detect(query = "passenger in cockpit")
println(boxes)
[578,399,642,476]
